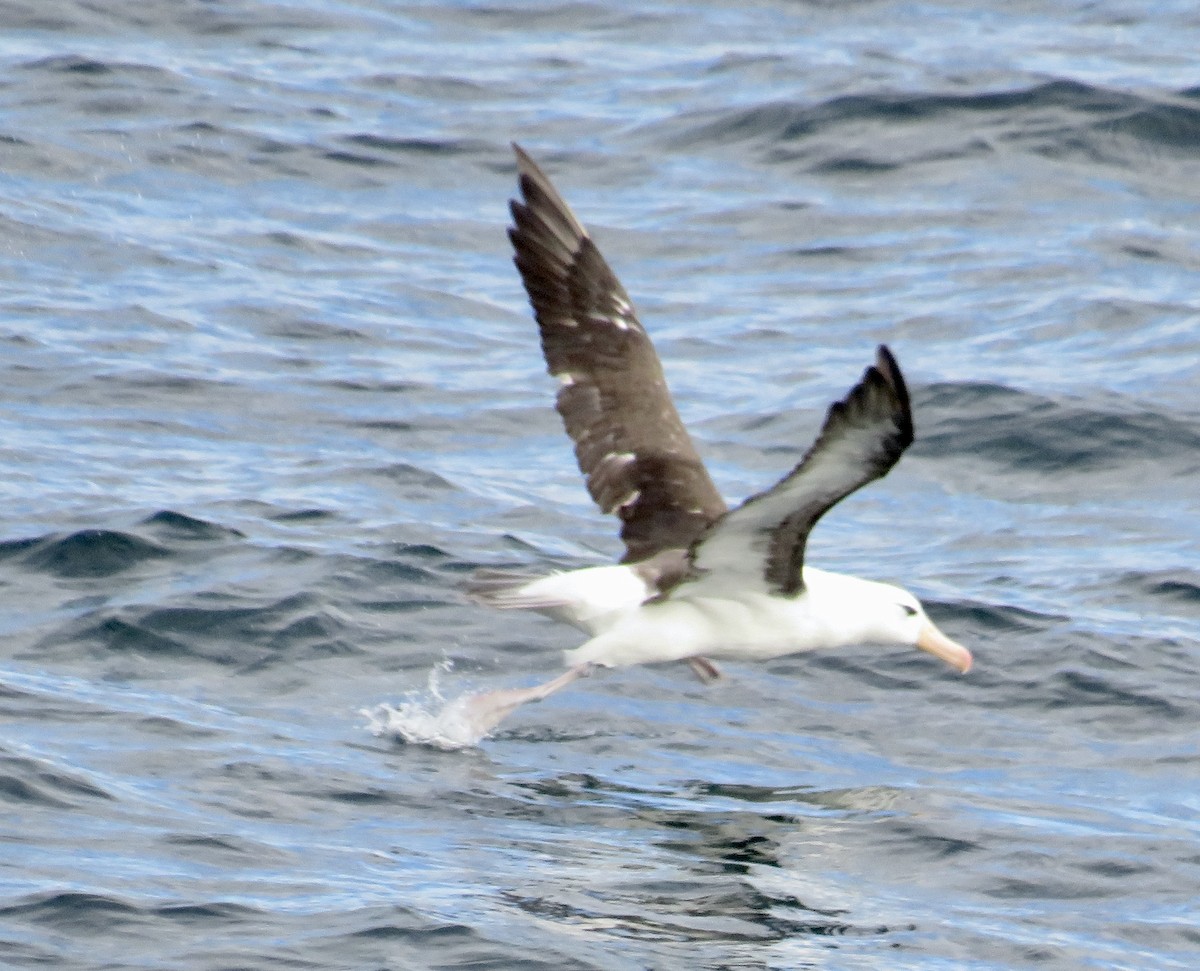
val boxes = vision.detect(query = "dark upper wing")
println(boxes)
[681,345,913,596]
[508,144,727,562]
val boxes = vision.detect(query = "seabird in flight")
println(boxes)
[459,145,971,736]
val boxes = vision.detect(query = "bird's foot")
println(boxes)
[454,662,597,739]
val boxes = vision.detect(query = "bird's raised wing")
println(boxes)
[509,144,727,562]
[680,345,913,596]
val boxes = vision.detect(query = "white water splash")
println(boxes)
[362,660,493,751]
[363,659,594,750]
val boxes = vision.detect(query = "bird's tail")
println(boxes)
[462,568,574,611]
[462,564,651,635]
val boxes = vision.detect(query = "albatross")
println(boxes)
[459,144,971,736]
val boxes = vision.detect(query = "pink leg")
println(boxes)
[454,663,597,738]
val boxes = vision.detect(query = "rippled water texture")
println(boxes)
[2,2,1199,969]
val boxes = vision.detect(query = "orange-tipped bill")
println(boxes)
[916,621,972,673]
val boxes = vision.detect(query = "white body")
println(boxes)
[472,563,949,670]
[563,567,923,668]
[460,560,970,742]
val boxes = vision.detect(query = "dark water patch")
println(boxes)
[272,614,357,655]
[1126,569,1200,608]
[13,54,191,126]
[506,879,897,944]
[915,381,1200,475]
[51,614,191,657]
[434,1,659,32]
[871,817,983,862]
[372,463,456,489]
[811,155,899,175]
[668,79,1200,176]
[139,510,245,542]
[651,815,789,874]
[338,914,598,971]
[0,763,94,811]
[13,0,345,36]
[512,770,647,801]
[213,761,318,821]
[317,785,404,806]
[670,831,779,871]
[331,548,458,624]
[0,891,142,931]
[99,368,259,398]
[268,507,337,524]
[149,126,296,182]
[499,774,860,885]
[803,653,928,692]
[0,675,130,727]
[160,832,280,861]
[984,872,1112,902]
[137,593,349,653]
[135,714,223,740]
[441,556,501,579]
[322,147,395,171]
[970,623,1198,722]
[1075,857,1156,880]
[355,417,419,433]
[0,754,114,808]
[37,591,355,666]
[342,133,487,158]
[0,939,58,967]
[368,463,458,500]
[679,780,920,821]
[360,71,496,102]
[340,559,441,589]
[1089,89,1200,153]
[153,901,262,924]
[19,529,171,579]
[933,598,1064,635]
[348,916,475,942]
[0,535,44,561]
[390,541,450,561]
[264,318,371,342]
[324,377,432,395]
[688,780,820,806]
[20,54,170,81]
[1033,667,1188,724]
[0,682,30,702]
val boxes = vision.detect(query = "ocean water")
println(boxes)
[2,1,1199,968]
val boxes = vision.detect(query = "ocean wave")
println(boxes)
[664,79,1200,172]
[914,381,1200,474]
[0,753,115,808]
[18,529,171,579]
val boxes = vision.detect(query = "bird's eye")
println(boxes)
[900,604,918,617]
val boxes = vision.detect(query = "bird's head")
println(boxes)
[876,585,972,673]
[810,570,972,673]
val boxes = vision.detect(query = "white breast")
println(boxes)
[563,567,913,669]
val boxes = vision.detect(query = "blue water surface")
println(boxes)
[1,2,1199,969]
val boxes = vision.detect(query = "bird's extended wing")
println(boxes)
[509,144,727,562]
[681,345,913,596]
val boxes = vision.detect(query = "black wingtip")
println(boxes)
[875,344,900,382]
[511,143,541,199]
[512,143,538,181]
[875,342,909,397]
[872,344,913,443]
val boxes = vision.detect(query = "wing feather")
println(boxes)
[681,346,913,596]
[509,144,727,562]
